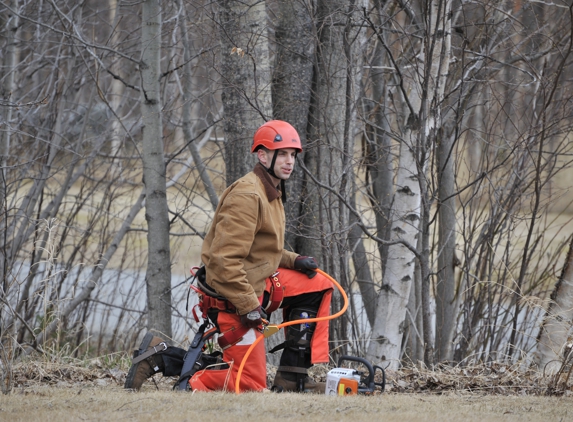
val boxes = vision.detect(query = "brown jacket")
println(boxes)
[201,163,298,314]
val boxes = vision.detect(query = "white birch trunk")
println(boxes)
[108,0,124,159]
[535,237,573,374]
[367,0,452,369]
[366,126,422,368]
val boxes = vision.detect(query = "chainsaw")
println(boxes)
[325,355,385,395]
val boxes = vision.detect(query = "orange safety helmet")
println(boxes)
[251,120,302,153]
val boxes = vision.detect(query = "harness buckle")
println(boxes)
[154,342,168,353]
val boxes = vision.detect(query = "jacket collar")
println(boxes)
[254,163,281,202]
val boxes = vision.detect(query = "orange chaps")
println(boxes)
[189,268,333,392]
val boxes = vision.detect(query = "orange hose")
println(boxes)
[234,268,348,393]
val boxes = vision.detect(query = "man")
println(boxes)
[125,120,333,392]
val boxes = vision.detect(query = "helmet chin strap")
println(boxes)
[263,150,287,202]
[266,150,279,178]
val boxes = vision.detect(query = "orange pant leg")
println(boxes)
[189,311,267,392]
[270,268,334,364]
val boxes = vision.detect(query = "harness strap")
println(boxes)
[194,273,283,318]
[277,365,308,374]
[190,278,235,322]
[189,269,282,350]
[268,325,312,354]
[201,295,237,313]
[263,272,284,314]
[131,341,168,365]
[217,325,251,350]
[268,341,285,354]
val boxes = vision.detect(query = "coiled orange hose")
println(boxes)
[234,268,348,393]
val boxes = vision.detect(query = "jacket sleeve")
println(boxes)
[205,192,262,315]
[279,249,298,269]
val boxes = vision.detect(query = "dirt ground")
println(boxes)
[1,385,572,422]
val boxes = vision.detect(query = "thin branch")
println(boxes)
[297,159,420,259]
[362,7,418,124]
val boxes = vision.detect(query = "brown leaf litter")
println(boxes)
[6,357,573,396]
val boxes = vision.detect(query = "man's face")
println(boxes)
[258,148,297,180]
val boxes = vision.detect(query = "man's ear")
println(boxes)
[257,148,269,166]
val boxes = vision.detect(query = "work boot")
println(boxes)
[124,332,167,390]
[271,366,325,393]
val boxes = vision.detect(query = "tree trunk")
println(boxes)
[534,237,573,374]
[435,130,457,362]
[349,185,376,329]
[298,0,367,357]
[302,0,360,275]
[0,0,19,303]
[108,0,124,158]
[337,1,368,356]
[420,197,433,365]
[265,0,315,364]
[369,0,394,276]
[141,0,172,339]
[218,0,272,185]
[271,0,314,251]
[406,234,424,363]
[366,125,422,368]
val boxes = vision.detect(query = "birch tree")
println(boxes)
[366,0,453,368]
[535,236,573,374]
[107,0,125,159]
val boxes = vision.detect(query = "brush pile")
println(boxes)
[6,355,573,395]
[386,363,552,395]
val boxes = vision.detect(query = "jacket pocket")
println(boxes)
[244,261,271,283]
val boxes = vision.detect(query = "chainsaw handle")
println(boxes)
[337,355,373,369]
[337,355,375,389]
[337,355,385,393]
[373,364,386,393]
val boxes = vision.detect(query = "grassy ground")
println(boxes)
[2,357,573,421]
[2,385,572,422]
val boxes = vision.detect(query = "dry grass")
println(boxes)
[2,385,573,422]
[2,356,573,421]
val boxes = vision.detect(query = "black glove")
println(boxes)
[294,255,318,279]
[240,306,264,329]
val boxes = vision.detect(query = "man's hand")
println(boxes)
[294,255,318,279]
[240,306,264,329]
